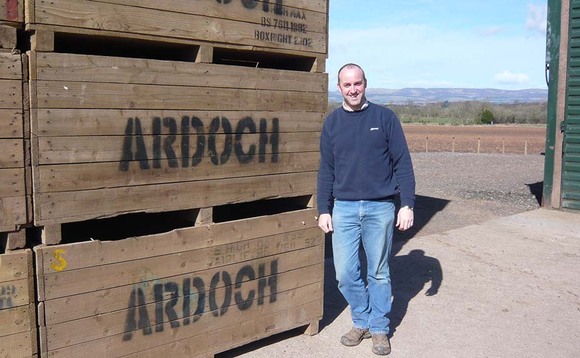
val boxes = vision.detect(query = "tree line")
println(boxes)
[328,101,547,125]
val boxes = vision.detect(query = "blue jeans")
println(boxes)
[332,199,395,335]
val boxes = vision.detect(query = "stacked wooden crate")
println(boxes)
[26,1,328,356]
[1,0,30,248]
[0,2,37,356]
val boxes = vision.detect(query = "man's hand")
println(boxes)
[318,213,333,233]
[396,206,414,231]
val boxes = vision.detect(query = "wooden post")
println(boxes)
[477,138,481,154]
[425,136,429,153]
[525,140,528,155]
[452,136,455,153]
[502,139,505,154]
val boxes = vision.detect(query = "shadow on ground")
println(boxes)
[218,195,449,357]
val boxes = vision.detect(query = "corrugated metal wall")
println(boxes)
[563,0,580,209]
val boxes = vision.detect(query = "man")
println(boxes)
[317,63,415,356]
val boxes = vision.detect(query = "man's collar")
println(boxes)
[342,100,369,112]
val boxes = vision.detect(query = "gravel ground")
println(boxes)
[219,152,547,357]
[398,152,545,240]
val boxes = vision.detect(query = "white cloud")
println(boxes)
[526,4,547,34]
[477,26,503,36]
[494,70,530,85]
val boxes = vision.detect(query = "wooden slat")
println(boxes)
[0,52,22,79]
[0,0,23,24]
[37,151,319,192]
[36,208,317,272]
[42,247,322,326]
[36,131,319,164]
[0,168,25,196]
[34,109,324,136]
[45,285,322,357]
[38,226,322,299]
[33,52,328,92]
[0,109,23,138]
[34,171,317,225]
[0,196,27,231]
[0,79,22,109]
[0,138,24,168]
[0,248,32,282]
[44,263,322,349]
[0,331,37,358]
[32,81,326,111]
[28,0,328,54]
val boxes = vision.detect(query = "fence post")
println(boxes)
[452,136,455,153]
[426,136,429,153]
[477,138,481,154]
[525,140,528,155]
[502,139,505,154]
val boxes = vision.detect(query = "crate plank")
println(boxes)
[0,196,27,232]
[0,109,23,137]
[34,171,316,225]
[42,247,322,327]
[0,168,25,196]
[33,52,327,92]
[46,286,321,357]
[35,109,324,137]
[44,263,322,349]
[27,0,328,54]
[36,208,317,272]
[38,226,322,299]
[0,138,23,168]
[0,79,21,109]
[0,52,22,79]
[37,151,319,192]
[0,249,37,358]
[0,0,23,24]
[36,131,319,164]
[33,81,325,111]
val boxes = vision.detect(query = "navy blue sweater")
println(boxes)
[317,103,416,215]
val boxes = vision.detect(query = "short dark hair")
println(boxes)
[337,63,367,85]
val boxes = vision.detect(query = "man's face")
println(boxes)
[337,67,367,110]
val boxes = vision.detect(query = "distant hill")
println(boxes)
[328,88,548,104]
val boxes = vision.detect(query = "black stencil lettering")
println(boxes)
[208,117,233,165]
[123,287,152,341]
[192,277,206,322]
[152,117,162,169]
[258,259,279,305]
[182,278,191,326]
[259,118,280,163]
[209,271,232,317]
[154,283,164,332]
[191,116,205,167]
[163,117,179,168]
[181,116,191,168]
[234,265,256,310]
[235,117,257,164]
[119,118,150,171]
[241,0,258,9]
[164,282,180,328]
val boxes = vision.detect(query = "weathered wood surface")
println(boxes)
[30,51,325,225]
[0,0,23,25]
[25,0,328,54]
[0,51,28,232]
[35,209,324,357]
[0,249,38,358]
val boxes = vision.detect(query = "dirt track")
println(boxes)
[403,125,546,155]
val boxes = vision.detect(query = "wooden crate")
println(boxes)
[1,0,23,26]
[34,208,324,357]
[0,248,38,358]
[25,0,328,56]
[0,50,30,233]
[29,48,326,230]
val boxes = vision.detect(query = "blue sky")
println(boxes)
[327,1,548,90]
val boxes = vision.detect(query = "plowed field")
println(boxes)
[403,125,546,155]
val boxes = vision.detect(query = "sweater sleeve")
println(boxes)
[317,120,335,215]
[388,113,416,208]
